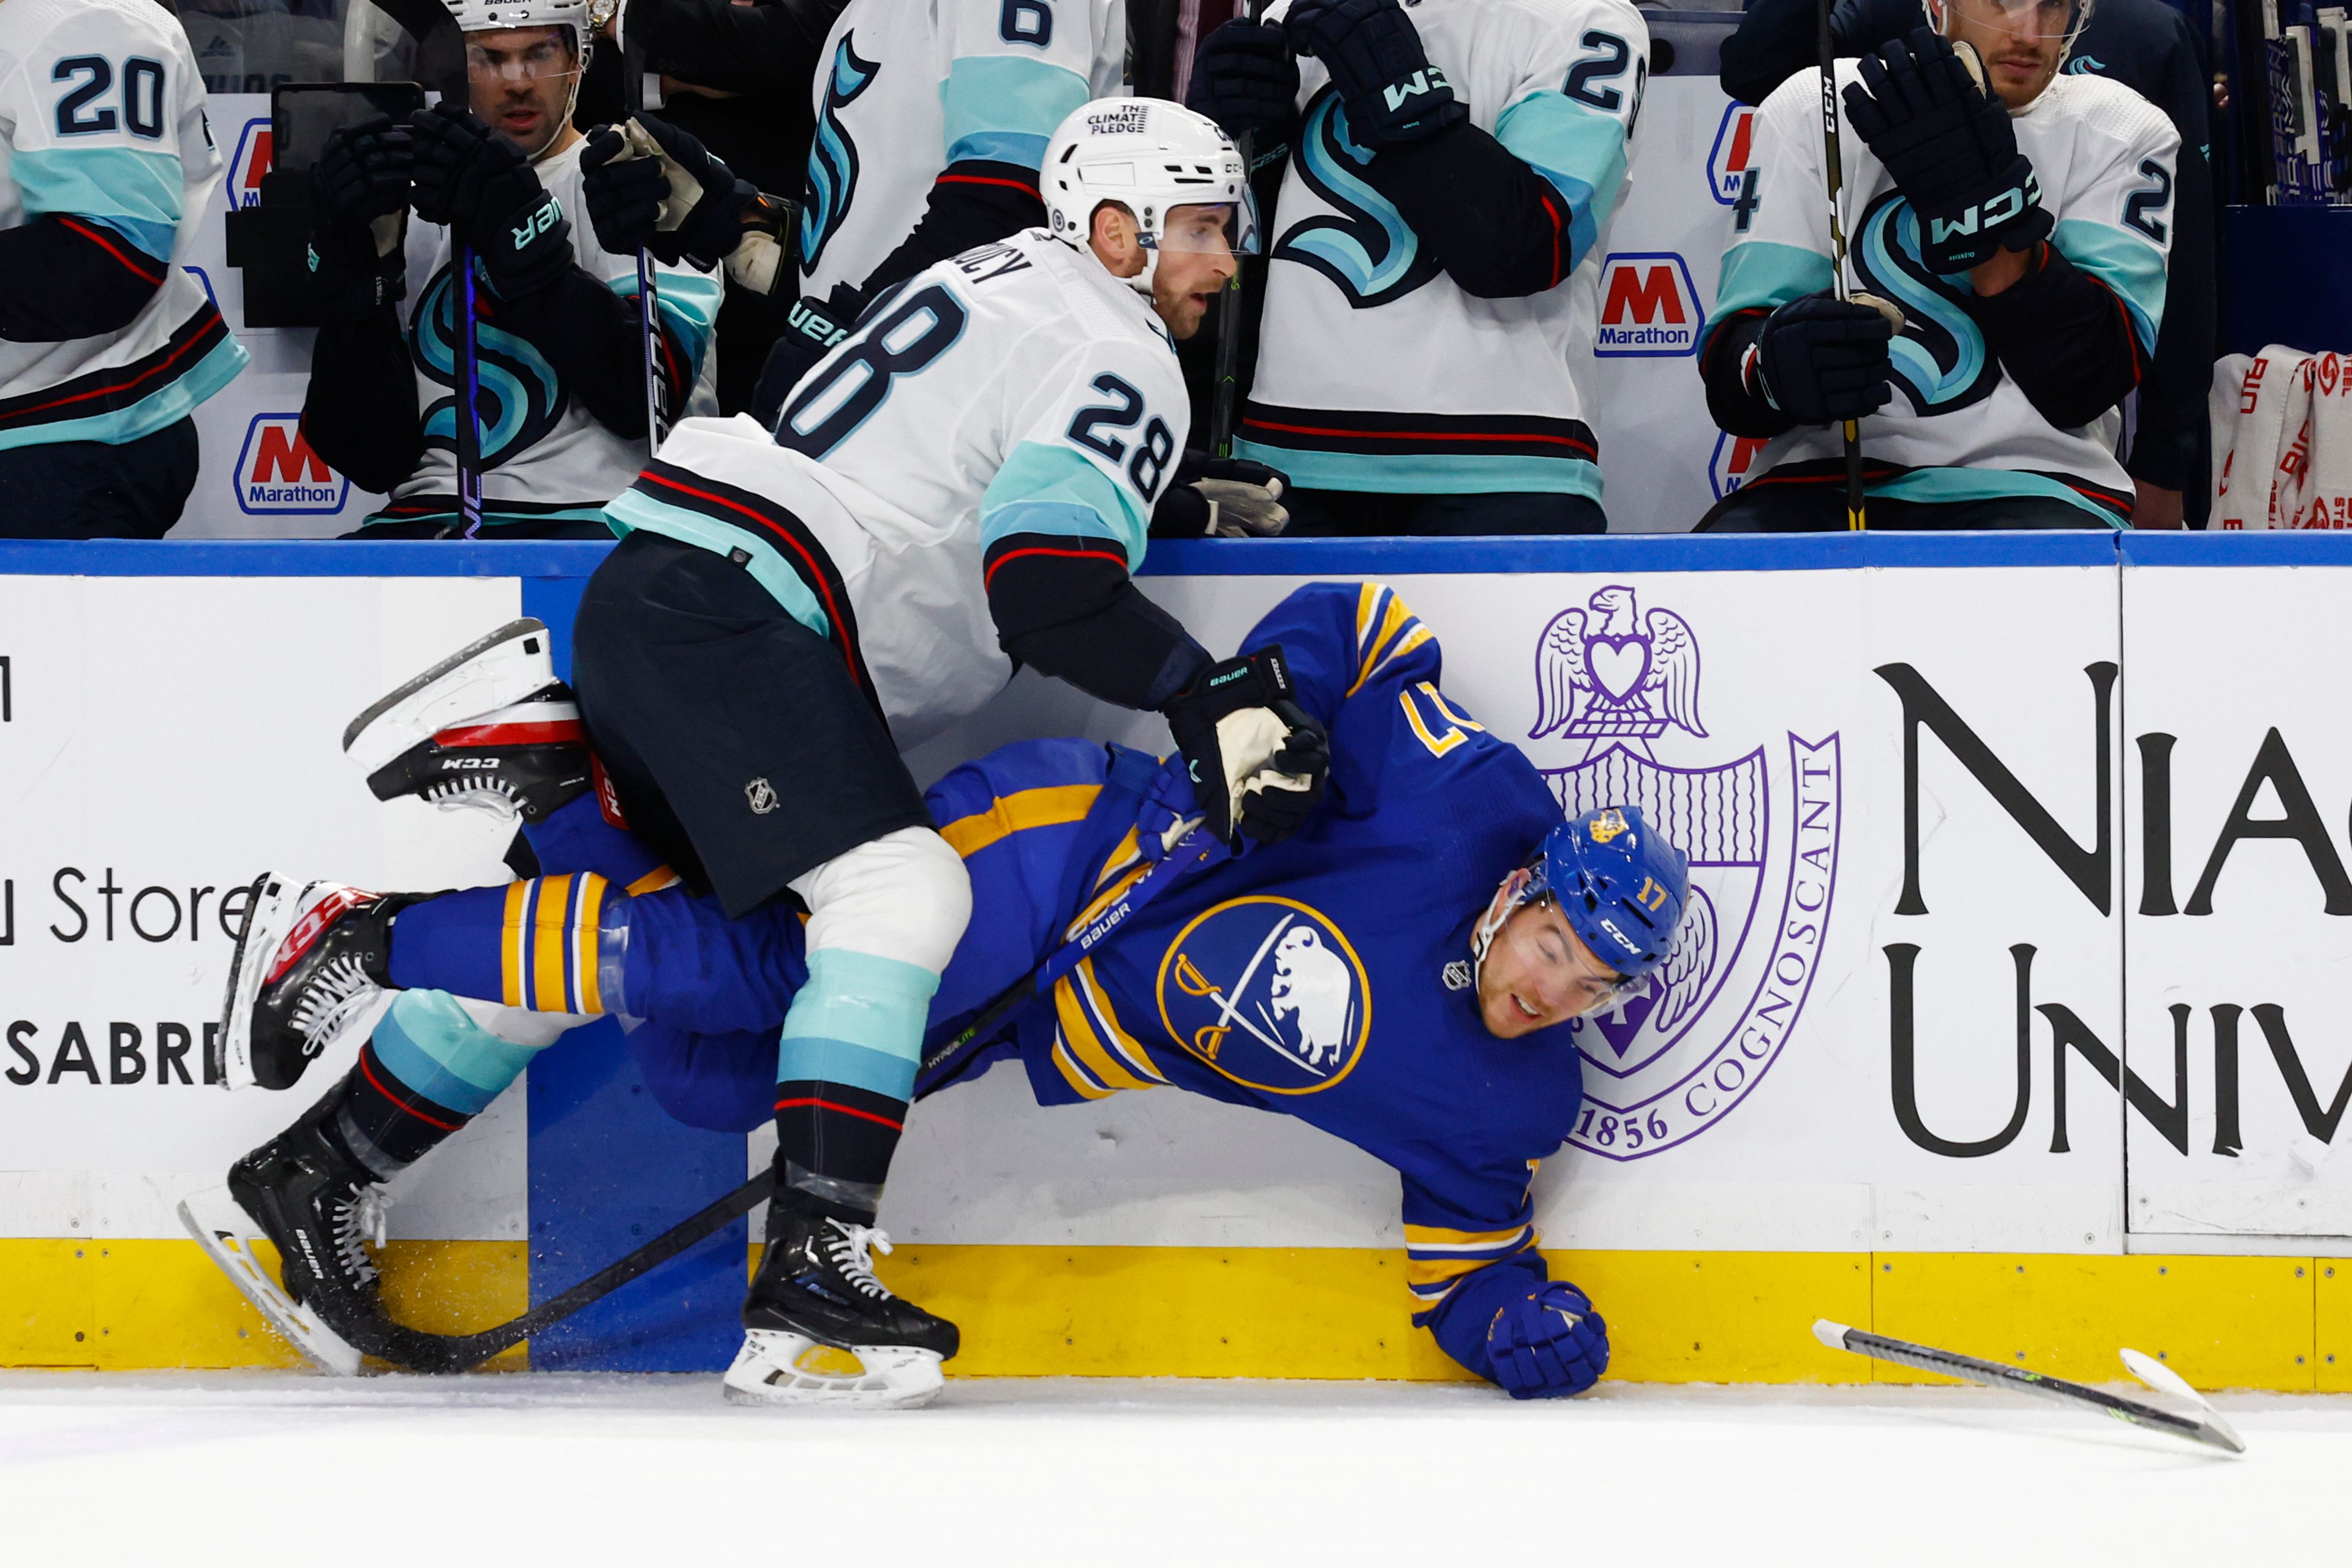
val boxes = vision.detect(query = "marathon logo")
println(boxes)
[225,116,271,211]
[1706,103,1758,206]
[1709,429,1771,500]
[1593,253,1703,358]
[235,415,350,516]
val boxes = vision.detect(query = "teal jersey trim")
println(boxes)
[1493,91,1627,273]
[2051,217,2166,356]
[1871,464,2127,526]
[1714,240,1832,322]
[778,948,945,1097]
[372,989,543,1116]
[606,270,725,376]
[0,328,246,452]
[13,147,184,260]
[1231,439,1604,499]
[603,487,838,639]
[942,55,1089,167]
[979,440,1148,565]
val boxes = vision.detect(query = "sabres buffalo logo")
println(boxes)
[1156,897,1371,1095]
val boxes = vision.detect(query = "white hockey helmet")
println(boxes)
[1042,98,1260,294]
[439,0,598,154]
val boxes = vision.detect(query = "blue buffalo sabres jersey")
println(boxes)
[916,582,1579,1379]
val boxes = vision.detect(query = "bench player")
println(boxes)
[196,582,1683,1406]
[205,97,1328,1402]
[1695,0,2177,529]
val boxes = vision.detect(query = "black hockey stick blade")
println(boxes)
[1813,1319,2246,1455]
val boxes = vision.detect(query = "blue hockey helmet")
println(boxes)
[1514,806,1689,984]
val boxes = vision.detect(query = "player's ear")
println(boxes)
[1087,202,1145,277]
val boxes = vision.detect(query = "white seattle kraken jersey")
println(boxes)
[797,0,1127,300]
[1237,0,1646,501]
[0,0,247,451]
[611,231,1186,745]
[1719,64,2177,521]
[385,135,722,527]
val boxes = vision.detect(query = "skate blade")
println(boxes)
[720,1331,945,1409]
[343,617,557,772]
[214,873,283,1091]
[178,1189,365,1377]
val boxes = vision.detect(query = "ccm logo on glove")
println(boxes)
[1383,66,1452,112]
[1926,172,2041,248]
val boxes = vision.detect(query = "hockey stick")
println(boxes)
[388,826,1224,1374]
[1208,0,1270,458]
[1816,0,1866,530]
[618,14,667,459]
[451,241,487,538]
[1812,1320,2247,1454]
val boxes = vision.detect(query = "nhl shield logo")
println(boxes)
[1528,587,1843,1159]
[1157,897,1371,1095]
[745,777,780,815]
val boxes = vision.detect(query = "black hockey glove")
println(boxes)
[1284,0,1466,148]
[1842,28,2051,273]
[1186,20,1301,145]
[1163,646,1332,848]
[582,115,766,271]
[754,286,861,432]
[307,115,413,317]
[407,102,576,299]
[1150,451,1292,538]
[1750,292,1895,425]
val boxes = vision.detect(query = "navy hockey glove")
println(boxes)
[1487,1280,1610,1399]
[582,115,766,272]
[1151,452,1291,538]
[579,124,671,256]
[755,286,860,431]
[1750,292,1895,425]
[1186,20,1301,145]
[1163,647,1330,848]
[1842,29,2051,272]
[1285,0,1466,148]
[408,102,575,298]
[308,115,413,315]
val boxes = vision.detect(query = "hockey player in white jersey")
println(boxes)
[755,0,1128,415]
[0,0,250,538]
[211,99,1329,1406]
[296,0,722,536]
[1695,0,2177,529]
[1188,0,1646,534]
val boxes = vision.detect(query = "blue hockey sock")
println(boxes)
[388,874,614,1013]
[521,791,679,892]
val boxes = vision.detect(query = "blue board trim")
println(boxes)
[2120,532,2352,567]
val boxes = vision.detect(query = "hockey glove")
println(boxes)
[1186,20,1302,145]
[1285,0,1466,148]
[582,115,774,275]
[1150,451,1291,538]
[1842,28,2051,273]
[1750,292,1895,425]
[308,115,413,317]
[1487,1281,1610,1399]
[408,102,576,300]
[1163,647,1331,848]
[754,287,861,432]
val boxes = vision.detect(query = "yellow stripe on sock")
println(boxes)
[533,875,571,1014]
[625,865,680,896]
[575,874,606,1015]
[501,881,530,1008]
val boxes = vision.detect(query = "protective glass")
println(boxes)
[1152,195,1263,258]
[466,35,582,86]
[1945,0,2090,44]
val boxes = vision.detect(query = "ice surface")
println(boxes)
[2,1373,2343,1564]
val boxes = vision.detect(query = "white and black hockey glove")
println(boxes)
[1150,451,1292,538]
[581,115,794,292]
[1163,646,1331,848]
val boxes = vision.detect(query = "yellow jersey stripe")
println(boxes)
[1405,1253,1520,1288]
[575,873,606,1015]
[625,865,681,897]
[1353,581,1385,654]
[938,784,1102,860]
[1052,1036,1116,1100]
[501,881,530,1009]
[1403,1223,1533,1251]
[1066,857,1151,941]
[533,874,573,1014]
[1348,593,1417,698]
[1055,976,1154,1092]
[1091,826,1142,892]
[1074,959,1165,1083]
[1369,622,1434,685]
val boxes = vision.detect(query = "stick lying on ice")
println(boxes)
[1812,1319,2246,1455]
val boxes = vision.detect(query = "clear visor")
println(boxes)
[466,34,582,86]
[1945,0,2089,45]
[1148,195,1263,258]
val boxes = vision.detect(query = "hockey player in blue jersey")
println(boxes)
[194,581,1686,1406]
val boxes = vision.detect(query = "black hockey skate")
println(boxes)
[342,617,592,824]
[178,1100,431,1376]
[217,875,424,1091]
[722,1204,960,1408]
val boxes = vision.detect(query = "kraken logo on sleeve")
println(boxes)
[799,37,878,274]
[413,267,564,467]
[1157,897,1371,1095]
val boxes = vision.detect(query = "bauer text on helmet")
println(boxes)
[1471,806,1691,1041]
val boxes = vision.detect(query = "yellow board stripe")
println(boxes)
[501,881,530,1008]
[575,874,606,1015]
[1055,976,1154,1092]
[625,865,680,897]
[939,785,1102,860]
[533,875,572,1014]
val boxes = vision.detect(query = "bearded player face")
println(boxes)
[1942,0,2075,108]
[466,26,581,158]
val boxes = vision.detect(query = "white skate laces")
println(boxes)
[823,1220,896,1301]
[331,1185,392,1286]
[420,773,526,821]
[290,956,383,1060]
